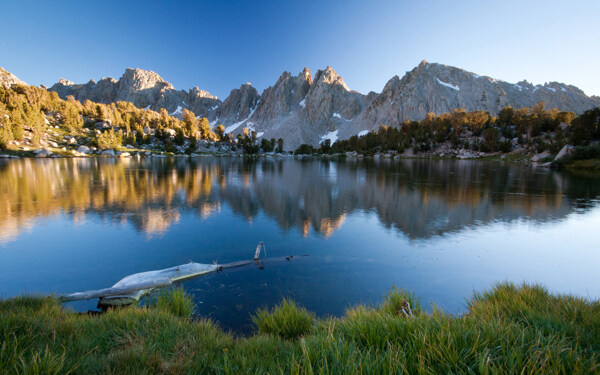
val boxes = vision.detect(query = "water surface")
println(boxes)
[1,157,599,333]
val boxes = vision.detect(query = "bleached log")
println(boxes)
[59,263,219,304]
[58,278,172,302]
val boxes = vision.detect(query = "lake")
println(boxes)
[1,157,599,333]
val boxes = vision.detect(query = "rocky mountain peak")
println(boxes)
[119,68,174,92]
[216,83,260,124]
[58,78,74,86]
[300,67,313,84]
[48,68,219,117]
[313,66,348,91]
[189,86,217,99]
[0,67,27,88]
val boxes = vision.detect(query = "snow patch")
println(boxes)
[436,78,459,91]
[472,74,481,79]
[224,102,258,134]
[561,87,567,92]
[332,112,351,121]
[256,132,264,138]
[144,105,151,110]
[211,105,219,111]
[320,130,339,144]
[514,84,523,91]
[547,87,556,93]
[299,98,306,108]
[170,106,183,115]
[358,130,369,137]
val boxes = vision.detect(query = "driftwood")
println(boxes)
[58,242,269,305]
[58,278,173,302]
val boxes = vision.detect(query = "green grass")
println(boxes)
[154,288,194,318]
[1,283,599,374]
[252,298,315,339]
[555,144,600,171]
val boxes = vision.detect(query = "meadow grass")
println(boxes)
[1,283,599,374]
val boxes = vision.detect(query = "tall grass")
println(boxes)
[1,283,599,374]
[155,287,194,318]
[252,298,315,339]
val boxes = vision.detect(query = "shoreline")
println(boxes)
[1,282,598,373]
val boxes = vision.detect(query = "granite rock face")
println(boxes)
[360,60,600,130]
[216,83,260,132]
[46,62,600,150]
[0,67,27,88]
[49,68,220,118]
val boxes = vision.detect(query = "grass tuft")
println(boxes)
[252,298,315,340]
[154,287,195,318]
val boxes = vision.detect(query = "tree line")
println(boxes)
[294,103,600,155]
[0,83,254,151]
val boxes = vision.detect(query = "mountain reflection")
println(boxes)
[1,158,599,243]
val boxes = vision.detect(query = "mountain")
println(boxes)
[49,68,220,118]
[0,67,27,88]
[48,62,600,150]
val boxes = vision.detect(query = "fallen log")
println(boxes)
[59,242,269,305]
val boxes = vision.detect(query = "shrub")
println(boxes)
[96,129,122,150]
[252,299,314,339]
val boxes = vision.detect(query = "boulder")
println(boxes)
[95,121,112,130]
[68,137,77,145]
[77,145,91,154]
[554,145,575,162]
[119,152,131,158]
[531,151,551,162]
[102,149,115,156]
[33,148,52,156]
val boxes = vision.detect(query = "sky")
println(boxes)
[1,0,599,99]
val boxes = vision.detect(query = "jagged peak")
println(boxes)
[122,67,166,81]
[313,66,348,90]
[419,59,429,67]
[381,75,401,92]
[119,67,173,91]
[86,79,96,85]
[59,78,74,86]
[277,71,292,83]
[190,86,218,100]
[299,67,312,84]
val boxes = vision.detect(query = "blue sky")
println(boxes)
[1,0,598,99]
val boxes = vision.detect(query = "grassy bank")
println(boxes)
[1,284,599,374]
[555,144,600,171]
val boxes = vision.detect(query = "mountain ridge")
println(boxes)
[40,62,600,150]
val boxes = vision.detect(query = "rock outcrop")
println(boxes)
[0,67,27,88]
[46,62,600,150]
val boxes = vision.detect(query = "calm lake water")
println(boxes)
[1,157,599,333]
